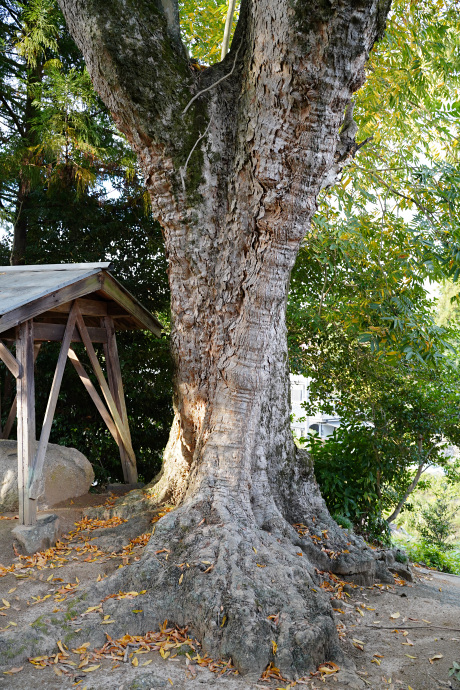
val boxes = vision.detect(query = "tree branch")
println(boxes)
[0,95,25,137]
[57,0,194,157]
[386,460,427,524]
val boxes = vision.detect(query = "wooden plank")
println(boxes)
[107,304,131,317]
[33,323,107,343]
[67,348,120,443]
[0,273,101,335]
[0,262,111,273]
[100,274,162,337]
[1,344,41,440]
[16,320,36,526]
[0,340,21,378]
[0,323,108,343]
[74,307,135,458]
[103,317,137,483]
[50,298,109,317]
[29,305,78,499]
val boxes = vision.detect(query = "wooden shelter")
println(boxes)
[0,263,162,526]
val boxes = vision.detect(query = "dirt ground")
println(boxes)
[0,494,459,690]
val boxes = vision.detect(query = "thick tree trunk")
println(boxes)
[10,178,31,265]
[57,0,392,678]
[10,63,43,266]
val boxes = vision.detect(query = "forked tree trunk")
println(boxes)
[58,0,392,677]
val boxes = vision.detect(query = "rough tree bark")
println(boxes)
[57,0,392,678]
[10,62,43,266]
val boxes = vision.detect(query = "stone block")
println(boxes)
[12,513,60,554]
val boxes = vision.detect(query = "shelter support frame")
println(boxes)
[0,299,138,526]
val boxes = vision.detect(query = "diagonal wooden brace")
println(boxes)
[67,347,120,444]
[0,339,22,379]
[1,344,41,440]
[29,304,78,499]
[74,306,136,463]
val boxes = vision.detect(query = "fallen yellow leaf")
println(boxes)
[318,664,339,675]
[390,612,400,619]
[3,666,23,674]
[132,657,138,667]
[83,665,100,672]
[57,640,68,655]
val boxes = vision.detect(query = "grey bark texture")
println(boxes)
[55,0,392,678]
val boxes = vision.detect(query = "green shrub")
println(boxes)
[332,514,354,531]
[418,490,459,552]
[449,661,460,681]
[394,537,460,574]
[306,424,393,543]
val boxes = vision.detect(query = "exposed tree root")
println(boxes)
[0,465,403,680]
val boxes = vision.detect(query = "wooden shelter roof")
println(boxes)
[0,263,162,337]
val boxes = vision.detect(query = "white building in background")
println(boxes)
[290,374,341,440]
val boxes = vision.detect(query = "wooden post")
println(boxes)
[16,320,36,526]
[103,317,137,483]
[2,344,41,441]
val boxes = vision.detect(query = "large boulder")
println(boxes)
[0,440,94,511]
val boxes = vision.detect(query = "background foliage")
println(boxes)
[0,0,172,483]
[1,0,460,517]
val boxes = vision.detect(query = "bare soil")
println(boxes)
[0,495,459,690]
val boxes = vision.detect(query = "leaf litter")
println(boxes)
[2,507,460,689]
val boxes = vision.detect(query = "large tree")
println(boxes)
[55,0,392,678]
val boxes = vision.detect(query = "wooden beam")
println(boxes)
[29,305,78,499]
[103,317,137,483]
[50,298,109,317]
[74,307,136,458]
[1,344,41,441]
[0,273,101,335]
[0,323,108,343]
[0,340,22,379]
[16,320,36,526]
[67,348,120,443]
[33,322,107,343]
[100,274,162,337]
